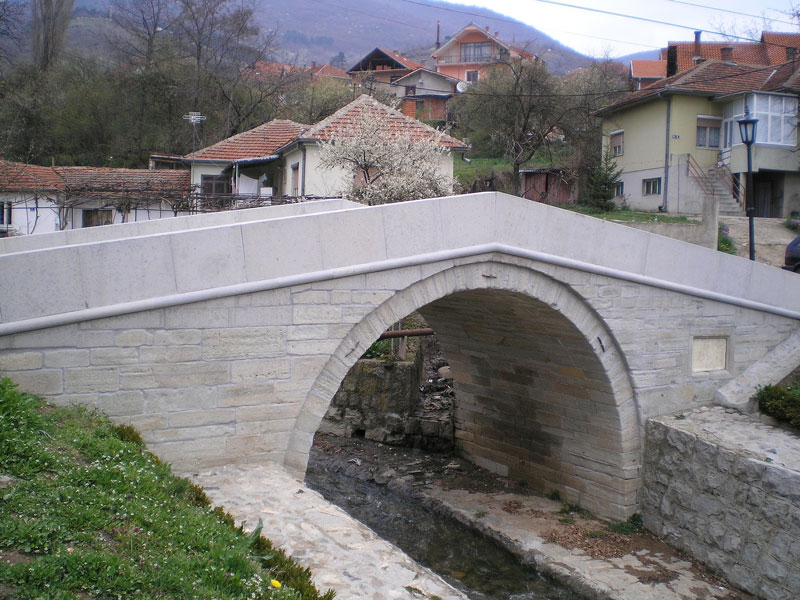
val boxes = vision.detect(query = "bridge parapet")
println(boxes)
[1,192,798,335]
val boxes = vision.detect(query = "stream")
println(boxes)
[305,461,584,600]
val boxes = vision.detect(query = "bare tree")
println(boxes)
[0,0,25,67]
[107,0,179,70]
[32,0,75,71]
[452,57,569,196]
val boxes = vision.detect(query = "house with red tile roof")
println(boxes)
[389,68,461,122]
[431,24,537,84]
[629,60,667,90]
[170,95,466,202]
[596,59,800,218]
[347,48,425,97]
[635,30,800,88]
[180,119,309,203]
[276,94,467,198]
[0,160,190,235]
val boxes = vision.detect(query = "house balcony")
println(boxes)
[435,53,501,65]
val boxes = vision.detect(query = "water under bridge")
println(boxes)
[1,192,799,520]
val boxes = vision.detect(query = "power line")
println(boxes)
[530,0,766,43]
[666,0,796,27]
[399,0,661,49]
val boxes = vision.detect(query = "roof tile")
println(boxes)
[188,120,309,162]
[300,95,467,149]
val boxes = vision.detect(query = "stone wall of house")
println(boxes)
[642,411,800,600]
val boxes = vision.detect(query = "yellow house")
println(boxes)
[597,59,800,217]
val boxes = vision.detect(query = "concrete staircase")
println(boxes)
[711,177,744,216]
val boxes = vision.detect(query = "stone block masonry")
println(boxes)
[642,407,800,599]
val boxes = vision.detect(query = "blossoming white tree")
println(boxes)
[316,110,452,205]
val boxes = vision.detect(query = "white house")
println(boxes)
[169,95,468,202]
[0,160,191,236]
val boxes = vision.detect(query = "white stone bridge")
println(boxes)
[2,193,799,520]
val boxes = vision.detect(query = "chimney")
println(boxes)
[494,32,499,38]
[787,46,797,61]
[720,47,733,62]
[311,61,316,68]
[485,26,490,32]
[435,21,440,49]
[693,30,702,59]
[667,45,678,77]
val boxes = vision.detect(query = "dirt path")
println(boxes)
[718,216,795,268]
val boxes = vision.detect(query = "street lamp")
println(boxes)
[737,106,758,261]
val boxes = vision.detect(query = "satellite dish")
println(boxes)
[456,81,468,93]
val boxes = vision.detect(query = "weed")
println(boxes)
[558,517,574,524]
[717,225,737,255]
[362,339,392,359]
[546,490,562,502]
[475,511,487,519]
[110,423,143,446]
[559,502,584,515]
[609,514,644,535]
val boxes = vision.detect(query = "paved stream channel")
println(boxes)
[305,460,583,600]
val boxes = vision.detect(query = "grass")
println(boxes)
[562,204,699,224]
[0,378,335,600]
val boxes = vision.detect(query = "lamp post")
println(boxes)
[737,106,758,261]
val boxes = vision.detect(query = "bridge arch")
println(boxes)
[289,260,641,519]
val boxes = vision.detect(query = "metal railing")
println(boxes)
[687,155,714,196]
[713,163,743,203]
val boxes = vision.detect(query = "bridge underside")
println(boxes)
[421,289,639,517]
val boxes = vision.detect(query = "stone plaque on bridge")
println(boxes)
[691,337,727,372]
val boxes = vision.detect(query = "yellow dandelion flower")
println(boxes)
[270,579,282,588]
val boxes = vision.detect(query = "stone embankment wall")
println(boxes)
[642,409,800,599]
[319,348,454,450]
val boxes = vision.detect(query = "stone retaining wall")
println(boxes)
[642,412,800,599]
[318,346,454,450]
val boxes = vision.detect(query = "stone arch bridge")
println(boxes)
[2,193,799,520]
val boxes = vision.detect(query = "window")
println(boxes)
[610,131,624,156]
[389,75,401,83]
[614,181,624,197]
[82,209,113,228]
[466,70,479,83]
[722,93,798,147]
[643,178,661,196]
[0,202,11,225]
[405,85,416,96]
[201,174,231,196]
[696,117,721,148]
[460,42,492,62]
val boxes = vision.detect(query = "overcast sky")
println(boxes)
[443,0,797,58]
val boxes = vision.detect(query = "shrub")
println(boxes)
[754,384,800,429]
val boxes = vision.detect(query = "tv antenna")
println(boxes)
[182,111,206,153]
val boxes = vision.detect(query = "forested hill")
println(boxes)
[74,0,592,74]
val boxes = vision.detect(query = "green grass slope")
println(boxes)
[0,378,334,600]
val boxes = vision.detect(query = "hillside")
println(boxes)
[72,0,593,74]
